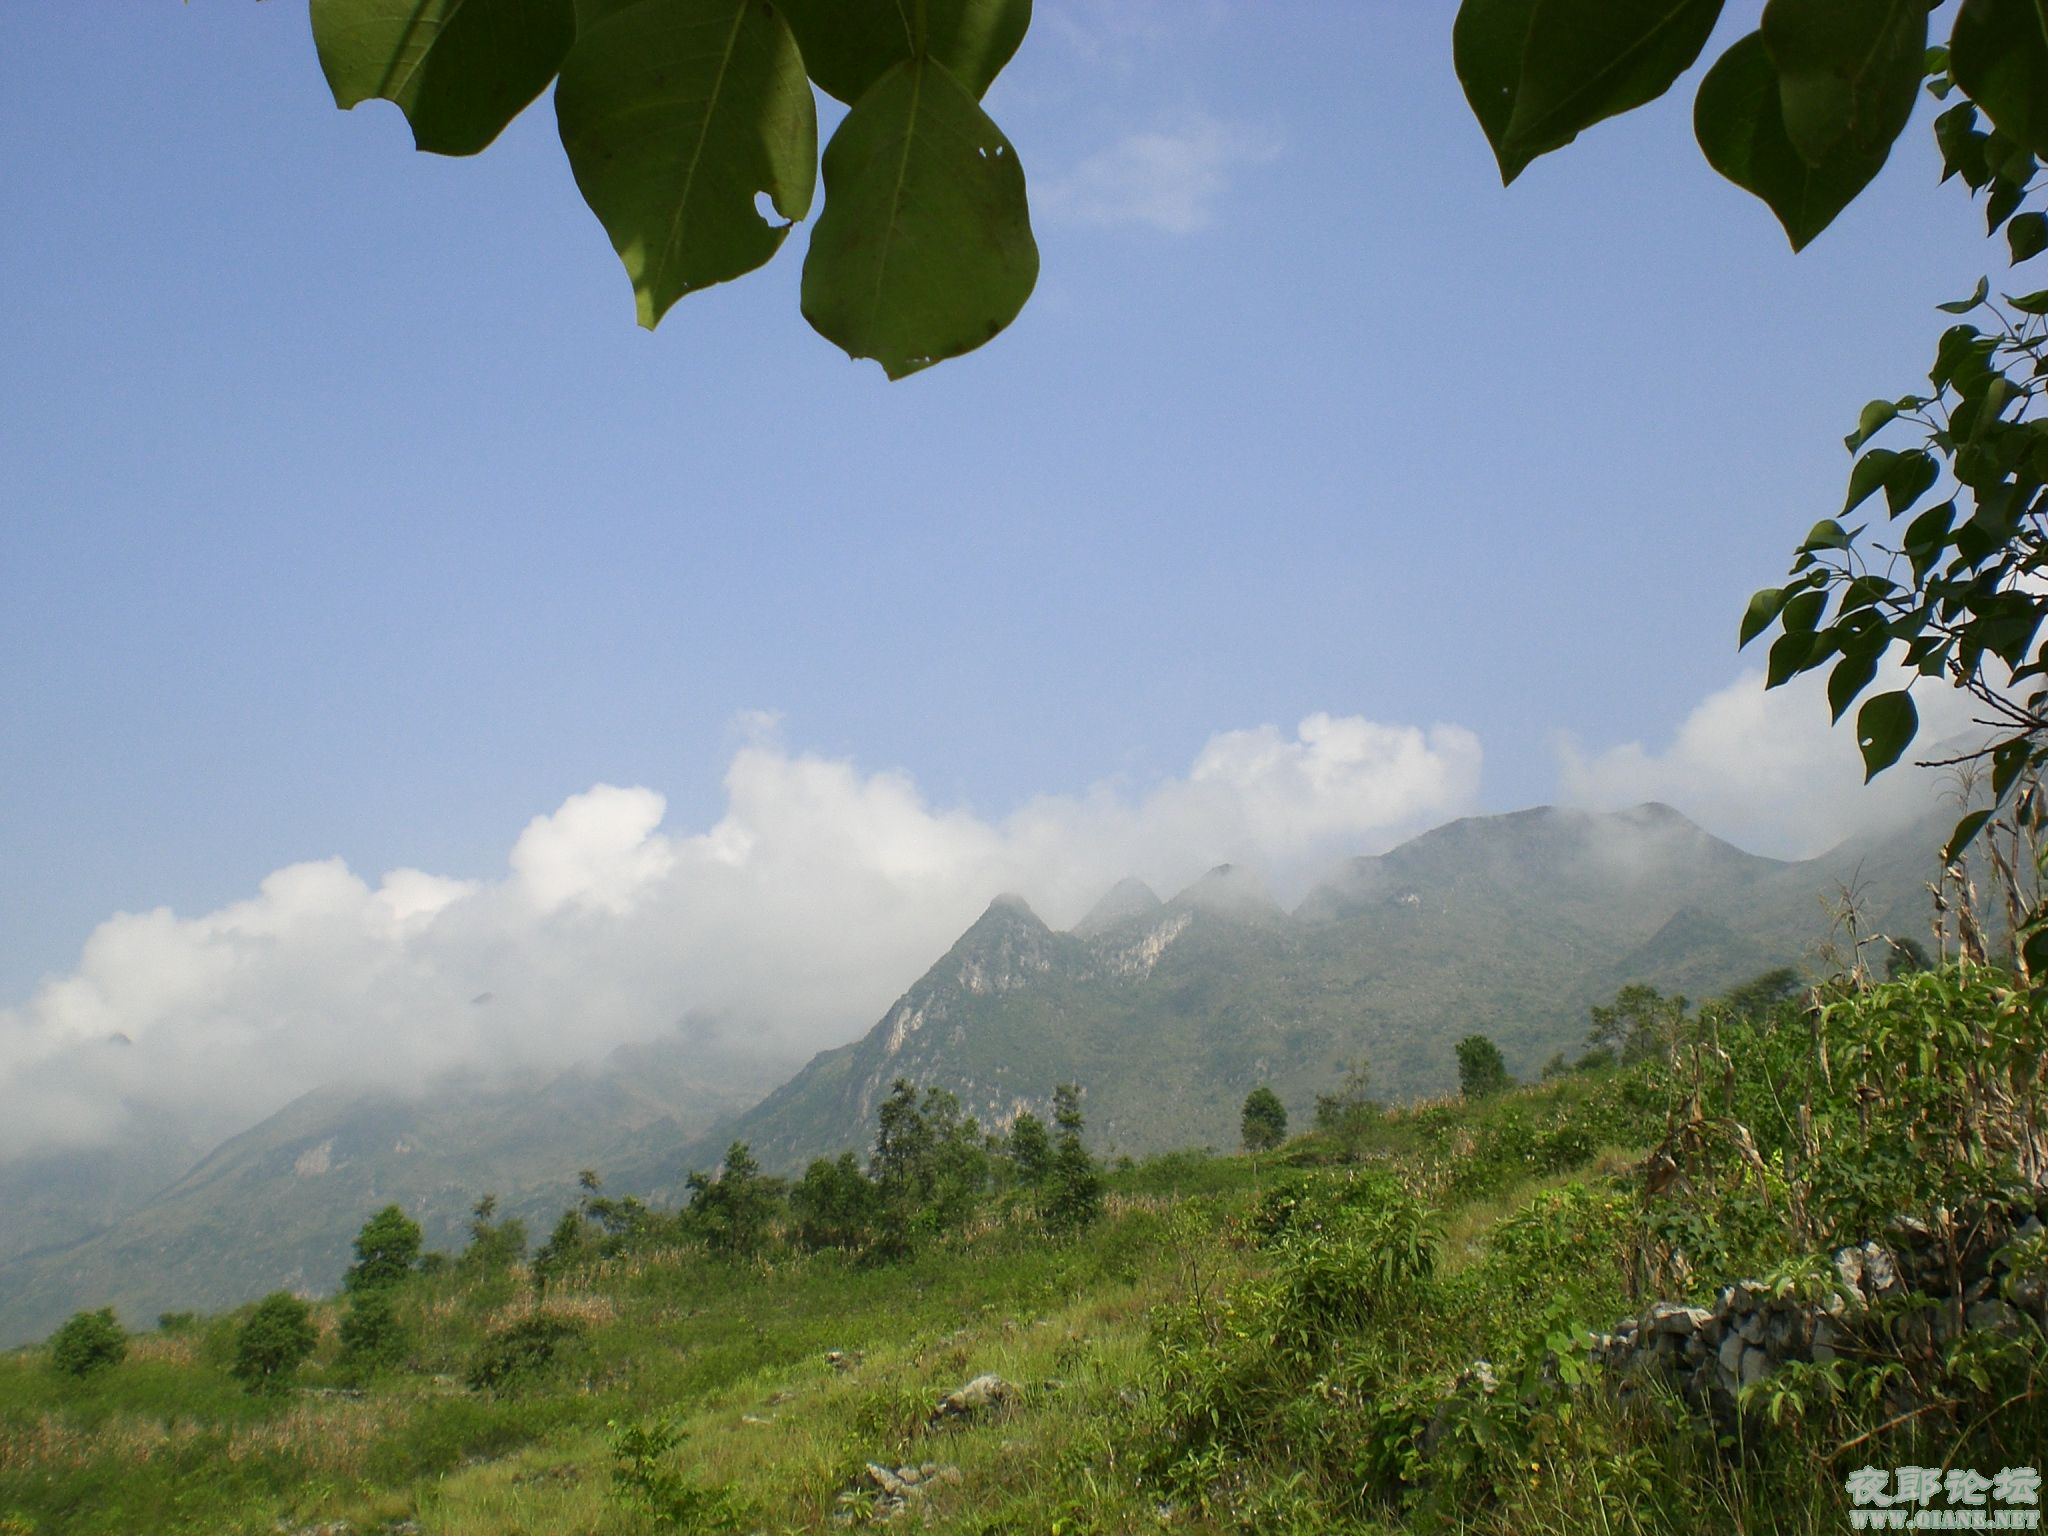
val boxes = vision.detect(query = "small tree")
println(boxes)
[1454,1035,1510,1099]
[1005,1111,1053,1188]
[232,1292,317,1394]
[1313,1058,1376,1140]
[337,1284,410,1373]
[344,1204,422,1292]
[532,1207,597,1293]
[48,1308,126,1379]
[1586,985,1688,1065]
[460,1193,528,1273]
[1240,1086,1288,1153]
[1041,1083,1102,1233]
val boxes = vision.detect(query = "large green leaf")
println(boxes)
[312,0,577,156]
[1695,32,1889,250]
[801,57,1037,379]
[556,0,817,330]
[1454,0,1725,183]
[1759,0,1925,168]
[1856,688,1919,778]
[1454,0,1542,183]
[775,0,1030,104]
[1951,0,2048,160]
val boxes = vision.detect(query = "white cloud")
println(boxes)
[1038,117,1279,235]
[1554,666,1983,858]
[0,711,1478,1162]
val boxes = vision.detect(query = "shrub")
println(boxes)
[48,1308,126,1378]
[1240,1086,1288,1152]
[231,1292,317,1394]
[467,1312,587,1393]
[1453,1033,1510,1098]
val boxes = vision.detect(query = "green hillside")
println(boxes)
[691,803,1945,1174]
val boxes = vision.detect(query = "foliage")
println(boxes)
[47,1308,125,1379]
[1239,1085,1288,1152]
[307,0,1036,376]
[344,1203,423,1292]
[460,1194,530,1274]
[683,1142,779,1259]
[531,1207,598,1292]
[1588,983,1690,1065]
[608,1414,751,1533]
[230,1291,317,1395]
[871,1078,990,1248]
[1041,1083,1103,1234]
[1453,1034,1510,1099]
[337,1283,411,1373]
[1312,1056,1377,1139]
[790,1150,882,1253]
[1005,1111,1053,1187]
[466,1312,589,1394]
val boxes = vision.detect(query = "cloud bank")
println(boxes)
[0,712,1479,1162]
[1555,666,1981,858]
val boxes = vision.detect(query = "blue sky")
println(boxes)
[0,2,2000,1053]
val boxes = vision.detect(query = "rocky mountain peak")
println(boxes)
[1071,877,1164,938]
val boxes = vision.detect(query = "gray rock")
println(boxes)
[1739,1346,1770,1388]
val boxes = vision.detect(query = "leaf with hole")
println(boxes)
[1856,689,1918,778]
[802,57,1036,378]
[556,0,818,330]
[312,0,577,155]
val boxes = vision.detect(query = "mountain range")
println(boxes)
[0,799,1953,1344]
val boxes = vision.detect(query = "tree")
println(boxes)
[344,1205,422,1292]
[1004,1111,1054,1188]
[337,1284,410,1373]
[306,0,1037,377]
[48,1308,125,1379]
[1587,985,1690,1065]
[532,1207,598,1292]
[1719,967,1802,1021]
[1313,1058,1377,1140]
[684,1141,779,1259]
[461,1193,529,1273]
[1453,1035,1510,1099]
[1041,1083,1102,1233]
[1887,934,1934,979]
[869,1078,988,1244]
[790,1151,880,1252]
[232,1292,318,1394]
[1240,1086,1288,1153]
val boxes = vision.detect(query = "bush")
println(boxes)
[1241,1086,1288,1152]
[231,1292,317,1394]
[48,1308,126,1378]
[344,1204,423,1292]
[467,1312,587,1394]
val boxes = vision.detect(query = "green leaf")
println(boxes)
[311,0,577,155]
[556,0,818,329]
[801,57,1038,379]
[1843,450,1898,514]
[2010,211,2048,261]
[1827,649,1881,721]
[1455,0,1725,183]
[1951,0,2048,160]
[1740,585,1791,646]
[1993,738,2037,798]
[1695,32,1890,250]
[1855,689,1918,778]
[1936,275,1990,313]
[2008,287,2048,313]
[1802,517,1856,551]
[1884,450,1939,515]
[1783,588,1828,632]
[1845,398,1898,450]
[1759,0,1926,169]
[1945,809,1994,864]
[776,0,1030,105]
[1767,627,1819,686]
